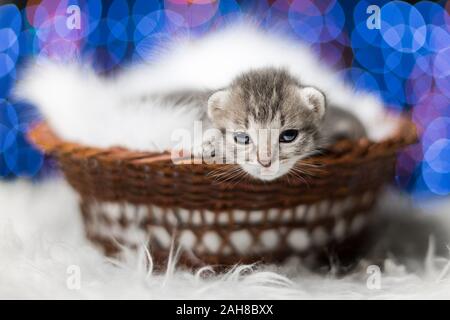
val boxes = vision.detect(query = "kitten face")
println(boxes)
[207,68,326,181]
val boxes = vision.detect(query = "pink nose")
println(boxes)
[257,145,272,167]
[257,158,272,168]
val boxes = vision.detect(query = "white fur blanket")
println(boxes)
[1,178,450,299]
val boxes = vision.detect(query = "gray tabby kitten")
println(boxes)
[158,67,366,181]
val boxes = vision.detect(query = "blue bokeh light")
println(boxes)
[424,138,450,174]
[339,67,380,94]
[433,46,450,79]
[383,71,406,104]
[288,0,345,44]
[313,41,345,69]
[107,0,129,42]
[381,1,427,53]
[163,0,219,29]
[384,51,416,78]
[133,31,171,63]
[239,0,268,19]
[413,93,450,131]
[0,71,15,99]
[3,125,43,177]
[353,44,388,73]
[415,1,449,27]
[320,1,345,42]
[405,66,433,105]
[425,25,450,53]
[133,10,165,42]
[0,100,18,152]
[0,5,20,78]
[0,28,18,52]
[422,116,450,153]
[0,4,22,34]
[18,28,40,58]
[422,161,450,196]
[209,0,241,28]
[351,21,379,48]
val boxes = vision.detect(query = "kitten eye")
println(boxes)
[279,129,299,143]
[233,132,251,145]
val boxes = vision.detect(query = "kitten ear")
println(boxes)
[207,90,230,120]
[297,87,326,119]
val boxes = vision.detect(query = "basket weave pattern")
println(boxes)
[29,120,416,266]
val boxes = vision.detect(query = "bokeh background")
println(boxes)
[0,0,449,201]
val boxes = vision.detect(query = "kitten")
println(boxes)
[160,67,366,181]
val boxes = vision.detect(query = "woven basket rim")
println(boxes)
[27,116,417,168]
[28,117,417,265]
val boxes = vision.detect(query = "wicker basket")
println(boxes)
[28,119,416,267]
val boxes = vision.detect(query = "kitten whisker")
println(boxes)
[292,164,323,177]
[287,168,311,188]
[208,165,245,185]
[229,170,249,188]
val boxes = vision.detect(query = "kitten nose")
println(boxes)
[258,159,272,168]
[257,154,272,167]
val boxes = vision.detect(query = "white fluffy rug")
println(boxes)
[1,177,450,299]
